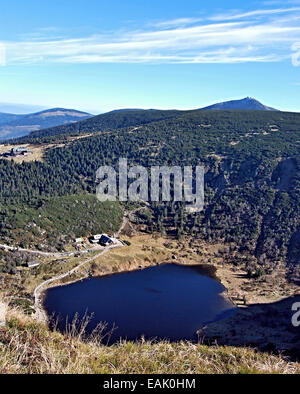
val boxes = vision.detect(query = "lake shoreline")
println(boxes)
[40,260,231,323]
[43,262,236,343]
[36,233,299,353]
[38,248,298,325]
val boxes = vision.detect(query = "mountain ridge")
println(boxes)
[0,112,23,126]
[0,108,92,140]
[200,97,278,111]
[105,97,279,113]
[16,109,181,141]
[3,97,280,141]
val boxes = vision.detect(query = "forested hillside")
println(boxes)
[0,195,122,254]
[0,110,299,281]
[17,109,181,141]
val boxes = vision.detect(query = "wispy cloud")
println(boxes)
[210,7,300,21]
[151,17,203,28]
[2,7,300,65]
[0,43,5,66]
[292,42,300,65]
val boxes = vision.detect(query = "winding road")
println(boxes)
[33,241,124,323]
[2,205,147,323]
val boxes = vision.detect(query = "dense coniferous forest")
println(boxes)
[0,195,122,251]
[1,109,300,280]
[15,109,182,142]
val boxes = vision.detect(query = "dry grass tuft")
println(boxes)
[0,307,299,374]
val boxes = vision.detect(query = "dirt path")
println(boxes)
[3,206,143,322]
[33,242,123,322]
[0,243,64,258]
[32,205,138,322]
[115,205,148,237]
[115,215,128,238]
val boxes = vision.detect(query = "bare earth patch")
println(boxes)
[0,134,94,163]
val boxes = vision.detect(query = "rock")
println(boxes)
[0,301,7,327]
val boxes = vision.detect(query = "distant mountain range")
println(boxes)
[0,108,92,140]
[13,97,283,142]
[200,97,278,111]
[0,102,47,114]
[0,113,22,126]
[1,97,280,141]
[104,98,279,113]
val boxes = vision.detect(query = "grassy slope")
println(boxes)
[0,308,299,374]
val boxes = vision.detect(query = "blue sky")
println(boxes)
[0,0,300,114]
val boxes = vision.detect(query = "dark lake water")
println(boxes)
[44,263,236,343]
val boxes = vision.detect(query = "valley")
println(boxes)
[3,0,300,377]
[0,106,299,372]
[0,223,299,355]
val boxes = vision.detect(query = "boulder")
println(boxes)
[0,301,7,327]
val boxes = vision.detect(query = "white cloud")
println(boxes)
[151,17,203,28]
[2,7,300,65]
[0,43,6,66]
[210,7,300,21]
[291,42,300,65]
